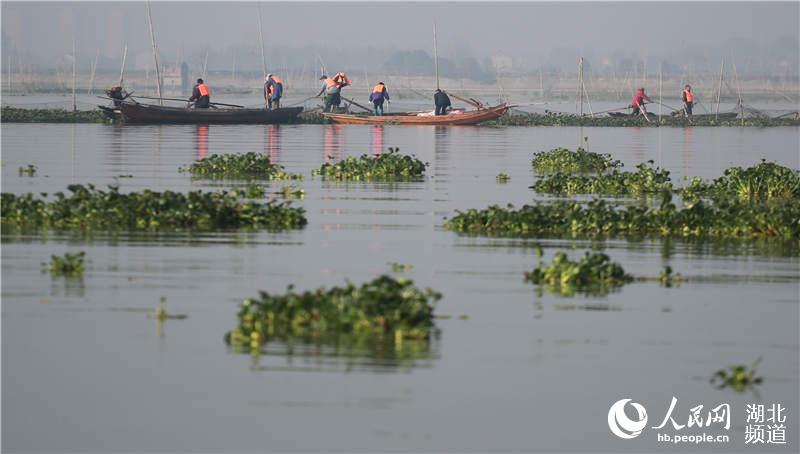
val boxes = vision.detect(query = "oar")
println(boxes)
[340,95,373,113]
[131,95,245,108]
[445,91,483,109]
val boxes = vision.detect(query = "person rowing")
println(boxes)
[630,87,652,116]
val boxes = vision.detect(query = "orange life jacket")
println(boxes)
[268,76,283,95]
[325,78,337,88]
[334,72,349,87]
[197,84,210,97]
[683,89,693,102]
[372,84,385,94]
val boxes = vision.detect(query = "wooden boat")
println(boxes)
[321,103,510,126]
[118,102,303,124]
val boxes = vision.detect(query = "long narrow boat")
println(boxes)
[119,102,303,124]
[321,103,510,126]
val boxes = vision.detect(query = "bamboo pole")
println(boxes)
[715,59,724,119]
[88,48,99,94]
[576,56,582,115]
[733,61,744,126]
[202,49,209,80]
[539,68,544,99]
[257,2,267,79]
[433,21,440,90]
[72,40,77,112]
[146,0,163,104]
[658,63,662,118]
[119,44,127,87]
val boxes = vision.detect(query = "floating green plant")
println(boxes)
[524,252,633,296]
[148,304,188,321]
[681,160,800,203]
[1,184,307,232]
[659,266,682,287]
[312,148,427,180]
[485,112,800,128]
[225,275,442,353]
[390,262,413,272]
[496,173,511,183]
[182,152,302,180]
[1,106,108,123]
[531,147,621,174]
[276,184,305,199]
[243,183,267,198]
[444,197,800,239]
[531,161,672,195]
[44,251,86,277]
[711,358,763,392]
[18,165,37,177]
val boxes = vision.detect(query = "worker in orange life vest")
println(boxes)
[264,74,283,110]
[189,78,211,108]
[681,85,694,116]
[368,82,390,116]
[317,75,342,112]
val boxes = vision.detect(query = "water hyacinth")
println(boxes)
[496,173,511,183]
[444,197,800,239]
[524,252,633,296]
[1,184,307,232]
[1,106,108,123]
[531,147,621,174]
[183,152,302,180]
[225,275,442,352]
[312,147,428,180]
[531,161,673,195]
[45,251,86,277]
[711,358,763,392]
[681,160,800,203]
[486,112,800,128]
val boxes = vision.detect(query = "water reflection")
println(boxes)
[682,126,694,176]
[265,124,281,163]
[323,124,343,163]
[195,125,209,160]
[371,125,384,155]
[243,334,441,374]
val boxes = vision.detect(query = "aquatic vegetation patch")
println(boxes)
[531,147,621,174]
[531,161,672,195]
[486,112,800,127]
[444,197,800,239]
[524,252,632,296]
[18,165,37,177]
[496,173,511,183]
[1,184,307,232]
[182,152,302,180]
[1,106,108,123]
[44,251,86,277]
[225,275,441,352]
[711,358,763,392]
[681,160,800,203]
[276,184,305,199]
[312,148,427,180]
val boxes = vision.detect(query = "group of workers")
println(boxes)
[186,75,285,110]
[629,84,695,116]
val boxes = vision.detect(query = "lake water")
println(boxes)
[2,122,799,452]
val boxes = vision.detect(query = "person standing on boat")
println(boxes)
[264,74,283,110]
[317,75,341,113]
[630,87,652,116]
[105,86,131,107]
[189,78,211,108]
[434,89,452,116]
[681,85,694,116]
[369,82,390,116]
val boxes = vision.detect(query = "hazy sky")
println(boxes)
[2,1,798,70]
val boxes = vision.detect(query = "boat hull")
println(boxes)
[321,104,509,126]
[119,103,303,124]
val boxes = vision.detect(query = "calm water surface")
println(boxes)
[2,123,799,452]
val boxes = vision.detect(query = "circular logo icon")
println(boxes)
[608,399,648,439]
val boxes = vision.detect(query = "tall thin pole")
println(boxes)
[88,48,99,94]
[433,21,440,90]
[119,44,128,87]
[715,59,724,119]
[72,40,77,112]
[576,56,583,115]
[539,68,544,99]
[146,0,163,104]
[257,2,267,79]
[202,49,209,80]
[7,54,11,93]
[658,63,663,118]
[733,61,744,125]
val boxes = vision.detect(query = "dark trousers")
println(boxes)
[684,102,693,116]
[435,105,449,115]
[324,93,340,113]
[373,99,384,116]
[268,98,281,110]
[194,96,210,108]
